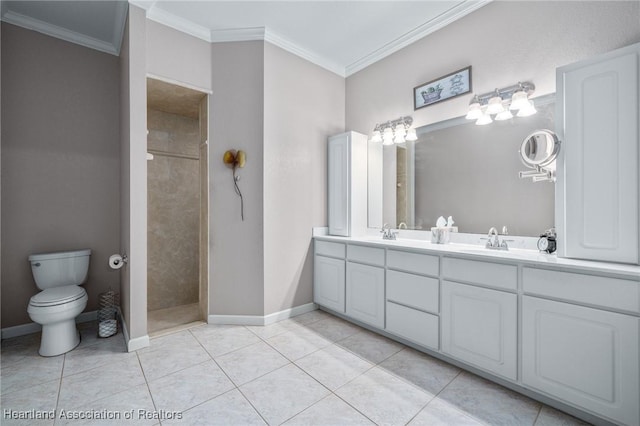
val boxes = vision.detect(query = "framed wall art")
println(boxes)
[414,66,472,110]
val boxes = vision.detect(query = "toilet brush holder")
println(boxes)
[97,290,119,338]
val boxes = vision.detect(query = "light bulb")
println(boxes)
[394,134,405,144]
[370,130,382,143]
[516,100,537,117]
[465,103,483,120]
[510,90,529,110]
[394,124,406,138]
[475,112,493,125]
[382,127,394,145]
[495,108,513,121]
[405,128,417,141]
[486,95,505,115]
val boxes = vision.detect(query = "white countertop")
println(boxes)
[314,231,640,279]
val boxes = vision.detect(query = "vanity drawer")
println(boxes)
[443,257,517,291]
[523,267,640,314]
[386,301,439,350]
[315,240,346,259]
[387,249,439,276]
[347,244,385,266]
[387,270,439,314]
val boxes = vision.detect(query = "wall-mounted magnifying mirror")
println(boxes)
[519,129,560,182]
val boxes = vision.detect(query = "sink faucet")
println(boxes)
[380,223,398,240]
[487,227,499,248]
[482,226,513,250]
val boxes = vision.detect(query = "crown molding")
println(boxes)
[210,27,265,42]
[1,9,121,55]
[144,3,212,42]
[345,0,492,77]
[135,0,490,78]
[264,29,345,77]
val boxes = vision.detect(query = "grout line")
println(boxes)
[532,404,544,425]
[403,369,464,425]
[52,354,66,426]
[136,351,160,415]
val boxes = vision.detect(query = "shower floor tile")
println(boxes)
[148,303,201,335]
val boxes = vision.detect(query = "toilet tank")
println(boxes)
[28,249,91,290]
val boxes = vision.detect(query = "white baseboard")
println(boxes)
[118,308,149,352]
[1,310,98,339]
[208,303,318,326]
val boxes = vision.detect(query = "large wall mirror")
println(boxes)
[386,94,555,237]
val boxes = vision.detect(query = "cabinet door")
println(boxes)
[328,135,350,236]
[441,281,517,380]
[522,296,639,426]
[557,44,639,263]
[346,262,385,328]
[314,255,345,313]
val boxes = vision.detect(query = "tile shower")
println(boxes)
[146,79,208,334]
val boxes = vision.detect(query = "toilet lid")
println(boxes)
[30,285,86,307]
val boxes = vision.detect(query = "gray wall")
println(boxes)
[210,40,265,316]
[1,23,120,328]
[345,1,640,228]
[263,42,345,315]
[147,109,200,311]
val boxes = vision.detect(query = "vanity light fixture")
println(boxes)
[475,112,493,126]
[465,95,483,120]
[405,128,418,141]
[495,106,514,121]
[369,116,415,145]
[516,100,537,117]
[466,81,536,125]
[486,91,505,115]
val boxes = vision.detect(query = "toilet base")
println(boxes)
[39,320,80,357]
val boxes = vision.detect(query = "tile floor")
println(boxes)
[1,310,591,426]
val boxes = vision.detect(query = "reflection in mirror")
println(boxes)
[395,95,555,236]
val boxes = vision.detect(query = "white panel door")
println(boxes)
[328,134,350,236]
[557,44,639,263]
[346,262,385,328]
[313,255,345,313]
[522,296,639,426]
[441,281,517,380]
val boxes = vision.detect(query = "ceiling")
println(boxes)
[1,1,490,77]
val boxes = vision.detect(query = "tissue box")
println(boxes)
[431,227,457,244]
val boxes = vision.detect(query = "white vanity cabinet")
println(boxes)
[556,42,640,264]
[441,258,518,380]
[522,267,640,426]
[327,131,368,237]
[312,236,640,425]
[345,245,385,328]
[313,241,346,313]
[385,250,440,350]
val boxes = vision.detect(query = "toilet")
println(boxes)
[27,249,91,356]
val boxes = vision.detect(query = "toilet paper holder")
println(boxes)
[108,254,128,269]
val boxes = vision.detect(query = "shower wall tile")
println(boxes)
[147,109,201,311]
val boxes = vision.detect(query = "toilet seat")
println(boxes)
[29,285,86,307]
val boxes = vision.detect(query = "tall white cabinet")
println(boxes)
[328,131,368,237]
[556,42,640,264]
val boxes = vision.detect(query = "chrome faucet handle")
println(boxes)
[487,227,499,247]
[479,237,492,248]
